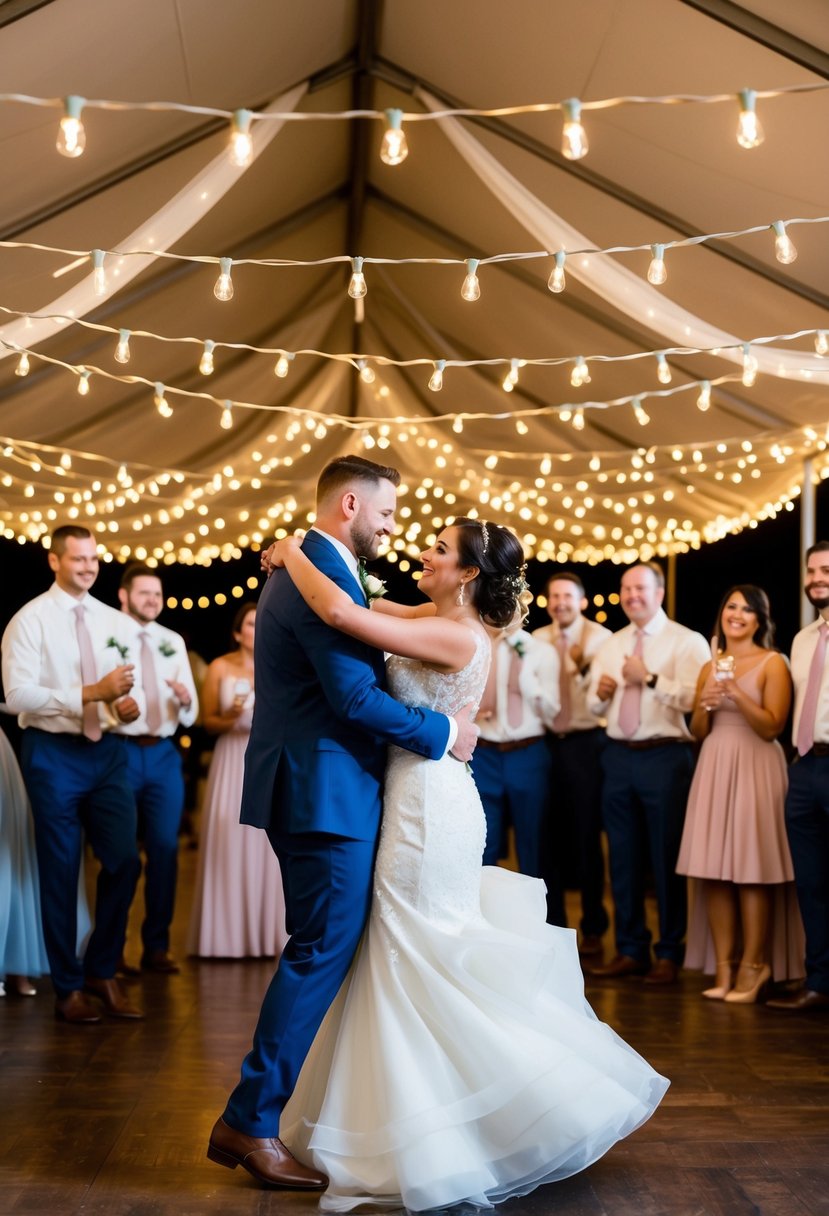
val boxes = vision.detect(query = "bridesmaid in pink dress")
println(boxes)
[187,603,288,959]
[677,585,805,1003]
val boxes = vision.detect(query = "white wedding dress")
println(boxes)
[281,630,668,1212]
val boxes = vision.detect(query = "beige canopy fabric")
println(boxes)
[0,0,827,568]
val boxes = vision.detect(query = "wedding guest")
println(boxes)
[586,563,709,985]
[0,723,48,998]
[471,617,559,878]
[677,585,804,1003]
[767,542,829,1012]
[532,572,612,951]
[188,603,288,958]
[1,525,143,1022]
[115,564,198,974]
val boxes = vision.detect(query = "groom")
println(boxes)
[208,455,479,1187]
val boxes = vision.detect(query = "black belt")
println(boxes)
[547,726,603,741]
[477,736,545,754]
[127,735,164,748]
[612,736,688,751]
[807,742,829,757]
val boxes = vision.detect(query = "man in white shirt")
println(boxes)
[471,623,559,878]
[767,541,829,1013]
[115,564,198,975]
[586,563,709,985]
[532,572,612,951]
[1,525,144,1023]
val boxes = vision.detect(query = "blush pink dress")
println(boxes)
[187,675,288,958]
[676,653,805,981]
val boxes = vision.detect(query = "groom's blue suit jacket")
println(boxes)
[240,530,450,842]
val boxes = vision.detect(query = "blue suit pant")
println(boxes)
[223,830,376,1136]
[21,729,140,997]
[472,739,550,876]
[124,738,185,954]
[784,754,829,993]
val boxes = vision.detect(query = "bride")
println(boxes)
[270,517,668,1213]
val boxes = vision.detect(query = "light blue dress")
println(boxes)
[0,725,49,980]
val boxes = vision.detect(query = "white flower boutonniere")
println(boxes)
[106,637,129,661]
[358,558,387,605]
[158,640,176,657]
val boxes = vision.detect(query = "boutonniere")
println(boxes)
[106,637,129,661]
[511,638,526,658]
[358,557,387,605]
[158,640,176,657]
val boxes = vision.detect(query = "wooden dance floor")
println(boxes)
[1,844,828,1216]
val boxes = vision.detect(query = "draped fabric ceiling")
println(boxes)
[0,0,827,569]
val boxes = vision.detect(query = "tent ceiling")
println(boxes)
[0,0,827,567]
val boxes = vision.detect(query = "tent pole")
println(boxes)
[801,457,816,629]
[667,553,677,620]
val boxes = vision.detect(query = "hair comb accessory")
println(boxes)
[479,520,490,553]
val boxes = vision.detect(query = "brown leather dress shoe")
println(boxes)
[207,1116,328,1189]
[55,990,102,1024]
[766,987,829,1012]
[586,954,649,978]
[84,977,145,1019]
[141,950,180,974]
[644,958,679,986]
[578,935,604,957]
[117,955,141,978]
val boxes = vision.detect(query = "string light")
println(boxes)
[547,250,566,293]
[220,400,233,429]
[817,331,829,356]
[380,108,408,166]
[632,397,650,426]
[15,351,30,377]
[76,368,91,396]
[274,352,294,377]
[570,356,590,387]
[213,256,234,301]
[736,88,764,149]
[461,258,481,301]
[656,354,672,385]
[357,358,376,384]
[199,340,215,375]
[452,417,464,433]
[742,342,758,387]
[696,380,712,411]
[114,328,131,364]
[56,95,86,158]
[572,408,585,431]
[561,98,588,161]
[154,382,173,418]
[771,220,797,265]
[91,249,107,296]
[345,256,366,300]
[647,243,667,285]
[428,360,445,392]
[229,109,253,167]
[502,358,520,392]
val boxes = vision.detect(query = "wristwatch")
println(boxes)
[645,672,658,689]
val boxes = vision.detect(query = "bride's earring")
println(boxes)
[456,581,465,607]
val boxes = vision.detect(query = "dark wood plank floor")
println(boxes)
[2,843,828,1216]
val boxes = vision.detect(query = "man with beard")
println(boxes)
[208,455,479,1188]
[767,541,829,1012]
[115,564,197,975]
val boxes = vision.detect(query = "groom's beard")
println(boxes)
[350,520,385,560]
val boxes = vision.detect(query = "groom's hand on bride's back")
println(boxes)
[450,702,480,763]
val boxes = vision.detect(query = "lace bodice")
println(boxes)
[386,627,490,716]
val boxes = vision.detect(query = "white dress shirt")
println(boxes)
[532,616,612,733]
[114,619,198,738]
[790,615,829,746]
[478,631,560,743]
[588,608,710,742]
[2,583,142,735]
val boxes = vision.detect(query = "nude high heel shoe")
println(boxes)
[724,962,771,1004]
[702,960,736,1000]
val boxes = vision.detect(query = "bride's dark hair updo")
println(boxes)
[449,517,530,628]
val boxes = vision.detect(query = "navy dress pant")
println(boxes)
[124,737,185,954]
[471,739,550,877]
[784,753,829,994]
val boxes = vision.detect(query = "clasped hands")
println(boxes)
[596,654,650,702]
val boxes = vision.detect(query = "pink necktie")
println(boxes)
[73,603,103,742]
[506,646,524,729]
[140,630,163,734]
[618,629,645,738]
[552,633,571,732]
[797,621,829,757]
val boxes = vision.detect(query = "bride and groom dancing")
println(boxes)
[207,455,668,1212]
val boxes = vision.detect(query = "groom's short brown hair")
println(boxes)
[316,456,400,508]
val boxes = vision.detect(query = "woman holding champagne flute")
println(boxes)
[188,602,288,958]
[677,585,804,1003]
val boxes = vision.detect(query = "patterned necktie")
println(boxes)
[552,632,571,733]
[797,620,829,757]
[140,630,163,734]
[73,603,103,741]
[506,645,524,729]
[618,628,645,738]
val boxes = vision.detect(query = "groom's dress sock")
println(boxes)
[207,1118,327,1189]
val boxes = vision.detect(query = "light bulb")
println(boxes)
[736,89,764,149]
[60,453,72,470]
[561,98,588,161]
[502,358,520,392]
[229,109,253,168]
[647,243,667,285]
[633,398,650,426]
[570,356,590,387]
[275,352,293,377]
[572,409,585,431]
[816,331,829,357]
[114,329,131,364]
[56,95,86,158]
[220,401,233,430]
[91,249,107,296]
[461,258,480,302]
[380,108,408,166]
[742,344,758,387]
[15,351,30,377]
[357,359,375,384]
[771,221,797,265]
[77,369,91,396]
[154,383,173,418]
[214,257,234,301]
[696,380,712,411]
[547,250,566,293]
[656,354,672,385]
[348,256,367,299]
[452,417,464,433]
[428,360,445,392]
[199,340,215,376]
